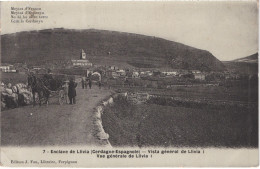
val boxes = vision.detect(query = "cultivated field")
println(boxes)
[102,82,258,148]
[111,82,258,103]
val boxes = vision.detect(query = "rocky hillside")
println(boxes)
[1,28,225,71]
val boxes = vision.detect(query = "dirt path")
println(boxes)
[1,83,112,146]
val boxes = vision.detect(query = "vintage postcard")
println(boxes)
[0,1,258,167]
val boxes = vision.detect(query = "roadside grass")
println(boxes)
[102,96,258,148]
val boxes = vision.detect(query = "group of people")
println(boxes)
[63,74,101,105]
[81,72,102,89]
[63,73,102,105]
[81,76,92,89]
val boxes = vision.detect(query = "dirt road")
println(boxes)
[1,84,112,146]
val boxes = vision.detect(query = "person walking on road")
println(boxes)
[85,78,88,89]
[88,72,92,89]
[62,80,69,104]
[68,78,77,104]
[81,76,86,89]
[89,79,92,89]
[98,81,101,89]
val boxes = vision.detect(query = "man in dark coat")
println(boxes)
[81,76,85,89]
[89,79,92,89]
[88,72,92,89]
[68,78,77,104]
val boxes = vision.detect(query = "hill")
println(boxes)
[1,28,225,71]
[223,53,258,75]
[232,53,258,63]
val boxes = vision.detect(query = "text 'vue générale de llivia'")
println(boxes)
[10,7,48,24]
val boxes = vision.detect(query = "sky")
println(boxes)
[1,1,258,61]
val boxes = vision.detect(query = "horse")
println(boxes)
[27,74,51,106]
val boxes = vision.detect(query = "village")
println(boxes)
[0,49,249,90]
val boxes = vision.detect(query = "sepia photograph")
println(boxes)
[0,1,258,167]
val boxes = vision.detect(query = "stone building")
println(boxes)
[194,73,206,80]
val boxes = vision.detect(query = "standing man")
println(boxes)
[81,76,86,89]
[98,81,101,89]
[98,74,102,89]
[68,78,77,104]
[62,80,69,104]
[89,79,92,89]
[88,72,92,89]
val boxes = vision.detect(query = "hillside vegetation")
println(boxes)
[2,28,225,71]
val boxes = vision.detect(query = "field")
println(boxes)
[102,83,258,148]
[111,81,258,103]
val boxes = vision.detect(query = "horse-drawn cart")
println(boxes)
[28,73,71,106]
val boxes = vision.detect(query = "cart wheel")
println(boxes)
[59,90,65,105]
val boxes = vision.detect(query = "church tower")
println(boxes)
[81,49,86,60]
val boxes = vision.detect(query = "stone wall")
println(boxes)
[126,92,150,104]
[91,92,127,147]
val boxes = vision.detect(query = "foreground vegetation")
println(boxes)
[102,95,258,148]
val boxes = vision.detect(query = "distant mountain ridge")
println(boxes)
[1,28,225,72]
[232,53,258,63]
[223,53,258,75]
